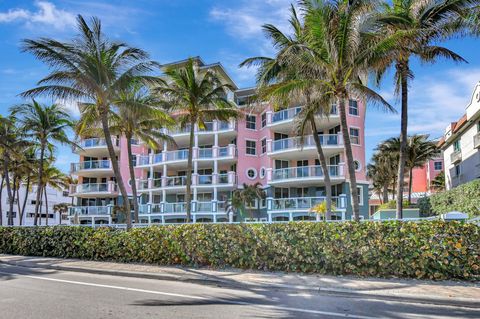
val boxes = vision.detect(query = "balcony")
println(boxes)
[71,160,113,177]
[267,134,343,159]
[73,137,120,157]
[167,120,236,146]
[136,172,236,193]
[268,165,345,186]
[474,132,480,149]
[268,195,346,212]
[450,150,462,164]
[138,201,228,216]
[69,206,112,216]
[267,106,340,133]
[69,182,118,198]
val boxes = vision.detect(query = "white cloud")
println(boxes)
[0,1,76,29]
[56,99,80,118]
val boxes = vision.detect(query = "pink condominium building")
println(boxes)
[69,57,370,225]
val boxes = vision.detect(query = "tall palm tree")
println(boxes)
[373,0,473,217]
[379,135,438,203]
[79,82,175,223]
[155,58,238,222]
[11,101,74,226]
[241,6,336,219]
[367,151,398,204]
[53,203,69,225]
[0,116,30,225]
[245,0,393,220]
[20,15,160,230]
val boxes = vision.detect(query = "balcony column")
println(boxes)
[266,168,272,183]
[266,111,273,125]
[212,214,217,223]
[266,139,273,153]
[162,189,166,204]
[289,212,293,221]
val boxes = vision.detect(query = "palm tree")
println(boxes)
[245,1,393,220]
[53,203,69,225]
[240,6,336,219]
[0,116,30,225]
[155,58,238,222]
[20,15,160,230]
[373,0,473,217]
[80,82,175,223]
[227,183,266,222]
[65,175,78,206]
[379,135,438,204]
[11,101,74,226]
[40,163,68,225]
[367,151,398,204]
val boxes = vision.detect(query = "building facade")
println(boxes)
[69,57,369,225]
[1,185,71,226]
[439,82,480,190]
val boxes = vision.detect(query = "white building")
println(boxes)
[1,185,71,226]
[439,82,480,190]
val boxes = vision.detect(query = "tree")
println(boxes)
[379,135,439,204]
[53,203,69,225]
[155,58,237,222]
[90,81,175,223]
[39,163,68,225]
[21,15,160,230]
[373,0,473,217]
[241,6,336,219]
[367,151,398,204]
[430,171,446,192]
[245,0,393,220]
[11,101,74,226]
[0,116,30,226]
[227,183,266,222]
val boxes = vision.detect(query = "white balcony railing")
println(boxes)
[71,160,112,172]
[73,137,119,153]
[272,107,302,123]
[71,182,117,194]
[271,165,344,182]
[69,206,111,216]
[166,176,187,187]
[270,134,342,152]
[136,172,236,191]
[270,196,339,211]
[450,150,462,164]
[164,202,186,214]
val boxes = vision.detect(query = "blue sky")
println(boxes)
[1,0,479,173]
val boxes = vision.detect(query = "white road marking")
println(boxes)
[0,269,379,319]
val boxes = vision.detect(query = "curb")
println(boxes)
[1,259,479,309]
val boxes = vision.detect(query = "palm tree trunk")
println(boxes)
[185,122,195,223]
[0,175,4,226]
[382,185,389,204]
[20,176,30,226]
[4,155,14,226]
[8,176,17,226]
[396,61,409,219]
[39,185,43,225]
[126,135,139,223]
[337,95,360,221]
[408,167,413,204]
[34,143,45,226]
[99,109,132,229]
[44,186,49,226]
[16,188,21,226]
[309,116,332,220]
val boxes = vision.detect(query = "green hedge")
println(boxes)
[1,222,479,280]
[429,180,480,217]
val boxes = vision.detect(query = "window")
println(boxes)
[261,138,266,154]
[261,113,267,128]
[357,186,364,206]
[246,115,256,130]
[259,167,266,179]
[349,99,359,116]
[350,128,360,145]
[434,161,443,171]
[353,160,361,171]
[246,140,257,155]
[455,164,461,177]
[62,191,69,197]
[246,168,257,180]
[453,139,461,152]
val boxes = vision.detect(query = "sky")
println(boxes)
[0,0,479,173]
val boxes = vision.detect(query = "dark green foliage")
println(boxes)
[429,180,480,217]
[1,222,478,280]
[417,197,433,217]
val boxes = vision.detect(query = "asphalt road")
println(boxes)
[0,263,478,319]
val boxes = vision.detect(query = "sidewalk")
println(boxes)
[1,254,479,307]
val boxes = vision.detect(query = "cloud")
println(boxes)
[0,1,76,29]
[56,99,80,118]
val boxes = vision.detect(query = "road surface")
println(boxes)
[0,263,478,318]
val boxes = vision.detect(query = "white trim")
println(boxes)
[357,185,364,206]
[349,126,361,146]
[259,167,266,179]
[245,138,257,156]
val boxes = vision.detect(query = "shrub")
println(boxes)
[378,200,413,210]
[0,222,479,280]
[429,180,480,217]
[417,197,433,217]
